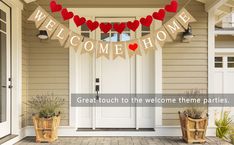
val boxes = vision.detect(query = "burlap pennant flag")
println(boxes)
[39,16,59,37]
[139,34,156,53]
[28,6,49,28]
[126,39,141,58]
[81,38,96,54]
[164,18,184,40]
[154,27,172,47]
[96,41,111,59]
[112,42,126,59]
[51,24,70,46]
[64,32,83,52]
[175,8,196,29]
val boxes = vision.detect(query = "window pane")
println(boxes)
[0,10,6,22]
[142,32,150,36]
[0,21,6,32]
[81,33,90,38]
[121,33,130,41]
[101,33,109,41]
[109,33,119,42]
[228,63,234,68]
[81,24,89,31]
[215,57,223,62]
[142,25,150,31]
[215,63,223,68]
[0,32,7,122]
[228,57,234,62]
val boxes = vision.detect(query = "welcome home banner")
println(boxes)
[28,6,196,60]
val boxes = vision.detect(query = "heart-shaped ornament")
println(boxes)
[127,20,140,31]
[100,23,112,33]
[128,43,138,51]
[140,15,153,27]
[61,8,74,21]
[50,1,62,13]
[153,9,166,21]
[86,20,99,31]
[165,1,178,13]
[113,23,126,34]
[74,15,86,27]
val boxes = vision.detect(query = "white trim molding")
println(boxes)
[3,0,23,137]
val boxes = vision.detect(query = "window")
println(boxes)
[101,22,131,42]
[81,24,90,38]
[141,25,150,36]
[228,57,234,68]
[215,57,223,68]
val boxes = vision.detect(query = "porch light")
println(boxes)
[182,25,194,43]
[37,30,48,40]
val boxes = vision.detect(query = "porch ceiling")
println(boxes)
[197,0,234,24]
[23,0,180,7]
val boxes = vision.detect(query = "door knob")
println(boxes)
[1,86,6,88]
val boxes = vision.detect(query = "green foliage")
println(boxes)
[27,94,64,118]
[215,110,232,140]
[184,107,207,119]
[183,89,207,119]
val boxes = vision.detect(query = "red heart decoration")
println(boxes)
[165,1,178,13]
[74,15,86,27]
[113,23,126,34]
[50,1,62,13]
[129,43,138,51]
[100,23,112,33]
[86,20,99,31]
[61,8,74,21]
[140,15,153,27]
[153,9,166,21]
[127,20,140,32]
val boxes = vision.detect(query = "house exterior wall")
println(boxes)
[21,0,208,126]
[22,4,69,126]
[162,1,208,125]
[22,8,29,127]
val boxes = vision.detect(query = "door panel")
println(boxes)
[0,1,11,138]
[95,18,136,128]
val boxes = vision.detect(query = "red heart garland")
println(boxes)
[74,15,86,27]
[113,23,126,34]
[165,0,178,13]
[100,23,112,33]
[50,1,62,13]
[153,9,166,21]
[127,20,140,32]
[86,20,99,31]
[128,43,138,51]
[140,15,153,27]
[61,8,74,21]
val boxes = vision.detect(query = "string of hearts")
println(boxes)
[50,0,179,34]
[28,6,196,60]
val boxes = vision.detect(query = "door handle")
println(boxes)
[1,85,13,89]
[96,85,100,100]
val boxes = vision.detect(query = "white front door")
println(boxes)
[95,18,136,128]
[70,8,161,129]
[0,1,11,138]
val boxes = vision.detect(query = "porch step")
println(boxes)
[0,135,18,144]
[76,128,155,131]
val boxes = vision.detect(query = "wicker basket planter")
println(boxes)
[33,115,60,143]
[179,111,208,144]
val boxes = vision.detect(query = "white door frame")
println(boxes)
[0,1,11,138]
[2,0,23,136]
[69,8,163,129]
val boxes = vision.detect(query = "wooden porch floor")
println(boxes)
[15,136,232,145]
